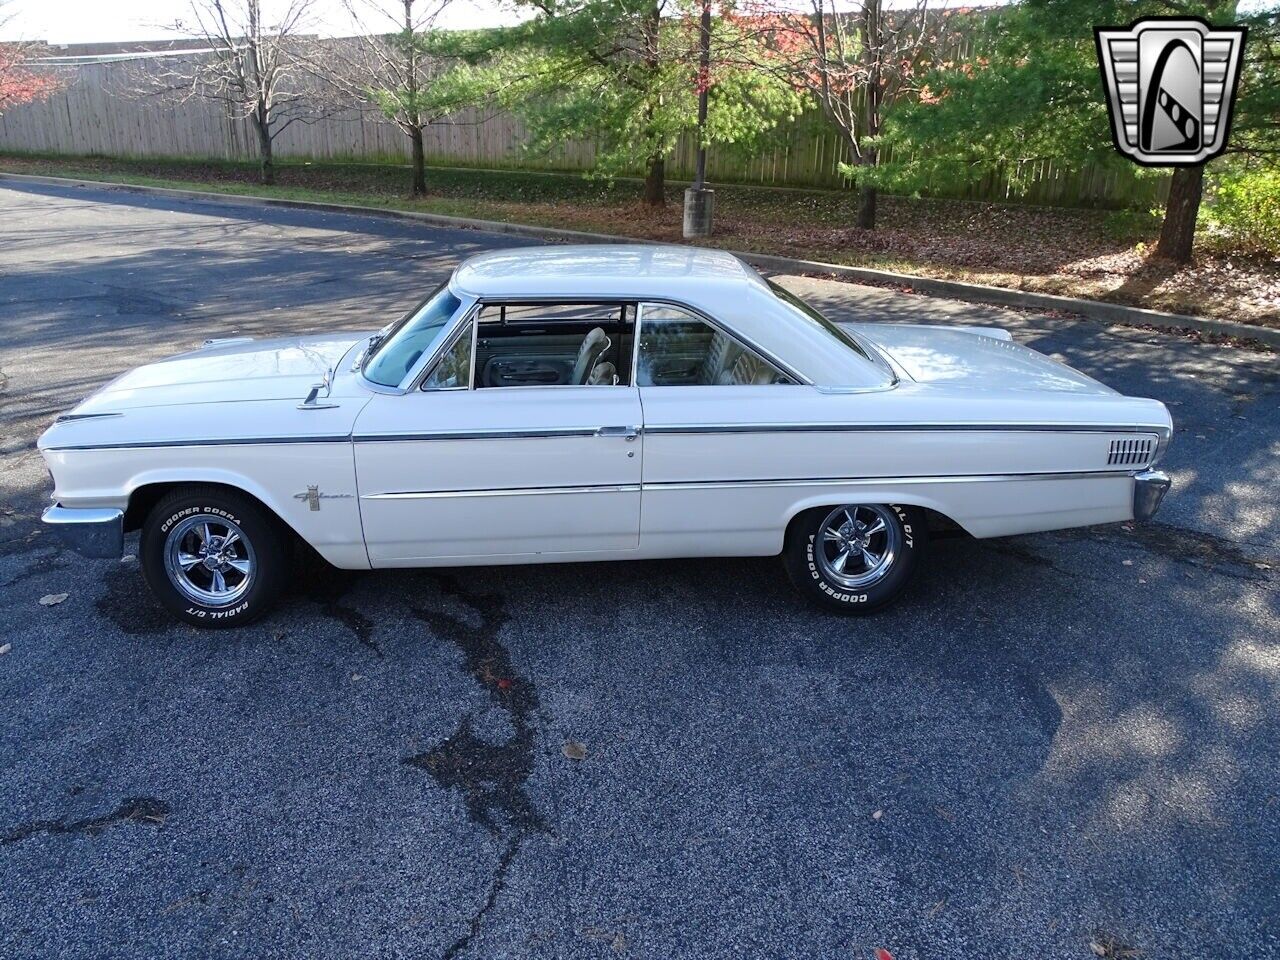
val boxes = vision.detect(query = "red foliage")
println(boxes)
[0,43,63,114]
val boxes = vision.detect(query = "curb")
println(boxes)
[3,170,1276,349]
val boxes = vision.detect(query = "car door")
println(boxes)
[354,301,643,564]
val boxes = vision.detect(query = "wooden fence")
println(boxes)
[0,57,1168,209]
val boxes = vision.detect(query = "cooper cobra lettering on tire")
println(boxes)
[784,503,927,614]
[141,485,286,628]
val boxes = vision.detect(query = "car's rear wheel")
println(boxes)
[140,486,286,628]
[783,503,927,614]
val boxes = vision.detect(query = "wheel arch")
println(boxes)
[123,474,303,547]
[782,495,971,546]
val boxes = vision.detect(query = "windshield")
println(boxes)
[362,285,463,387]
[767,280,897,383]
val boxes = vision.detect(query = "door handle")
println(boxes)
[596,425,639,441]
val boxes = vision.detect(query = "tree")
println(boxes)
[744,0,955,228]
[0,4,63,114]
[491,0,803,205]
[301,0,485,196]
[877,0,1280,263]
[131,0,321,184]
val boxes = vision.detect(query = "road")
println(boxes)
[1,181,1277,960]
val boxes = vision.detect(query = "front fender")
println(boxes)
[44,444,370,570]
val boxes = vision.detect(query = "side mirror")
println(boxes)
[298,369,338,410]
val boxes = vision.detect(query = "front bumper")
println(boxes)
[42,503,124,559]
[1133,470,1171,521]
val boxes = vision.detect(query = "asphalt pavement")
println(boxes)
[1,181,1277,960]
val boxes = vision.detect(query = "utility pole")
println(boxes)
[683,0,714,237]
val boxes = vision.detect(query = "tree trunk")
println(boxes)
[254,117,275,186]
[410,126,427,197]
[856,183,877,229]
[1154,164,1204,263]
[855,0,881,230]
[644,155,665,206]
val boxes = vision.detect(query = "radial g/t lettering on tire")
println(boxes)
[783,503,927,614]
[140,485,287,628]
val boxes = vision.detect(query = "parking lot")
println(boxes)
[1,181,1277,959]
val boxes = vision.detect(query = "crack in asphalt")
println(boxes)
[403,573,548,960]
[0,546,68,589]
[1,797,169,846]
[301,567,380,658]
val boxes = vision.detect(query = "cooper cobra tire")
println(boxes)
[140,485,287,628]
[783,503,927,614]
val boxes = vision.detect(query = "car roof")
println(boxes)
[448,243,894,389]
[449,244,768,303]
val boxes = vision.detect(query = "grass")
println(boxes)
[2,152,1277,327]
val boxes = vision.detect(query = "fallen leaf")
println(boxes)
[875,949,895,960]
[0,643,11,656]
[38,593,68,606]
[497,678,512,690]
[563,740,587,761]
[351,673,363,682]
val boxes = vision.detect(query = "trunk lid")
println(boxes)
[847,323,1116,396]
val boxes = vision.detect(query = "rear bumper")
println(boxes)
[1132,470,1171,522]
[42,503,124,559]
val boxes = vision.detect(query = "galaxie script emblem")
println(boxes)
[1095,17,1246,166]
[294,485,352,511]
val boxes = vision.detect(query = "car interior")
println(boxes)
[420,300,791,390]
[472,302,634,388]
[635,304,792,386]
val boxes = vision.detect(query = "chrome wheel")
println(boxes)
[163,514,255,607]
[814,504,901,590]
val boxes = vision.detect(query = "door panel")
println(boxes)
[477,333,582,387]
[354,386,643,563]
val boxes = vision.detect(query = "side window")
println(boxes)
[421,322,473,390]
[636,304,790,387]
[472,302,634,389]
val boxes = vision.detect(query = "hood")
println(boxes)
[67,333,369,414]
[848,323,1117,396]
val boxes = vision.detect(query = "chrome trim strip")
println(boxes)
[365,483,642,500]
[47,422,1169,452]
[53,412,124,423]
[644,422,1171,437]
[43,435,351,452]
[363,469,1133,500]
[644,470,1134,492]
[354,427,601,443]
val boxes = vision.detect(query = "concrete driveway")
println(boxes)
[1,181,1277,960]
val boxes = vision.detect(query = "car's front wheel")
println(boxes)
[783,503,927,614]
[140,486,287,628]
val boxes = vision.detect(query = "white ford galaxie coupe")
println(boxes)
[40,245,1172,625]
